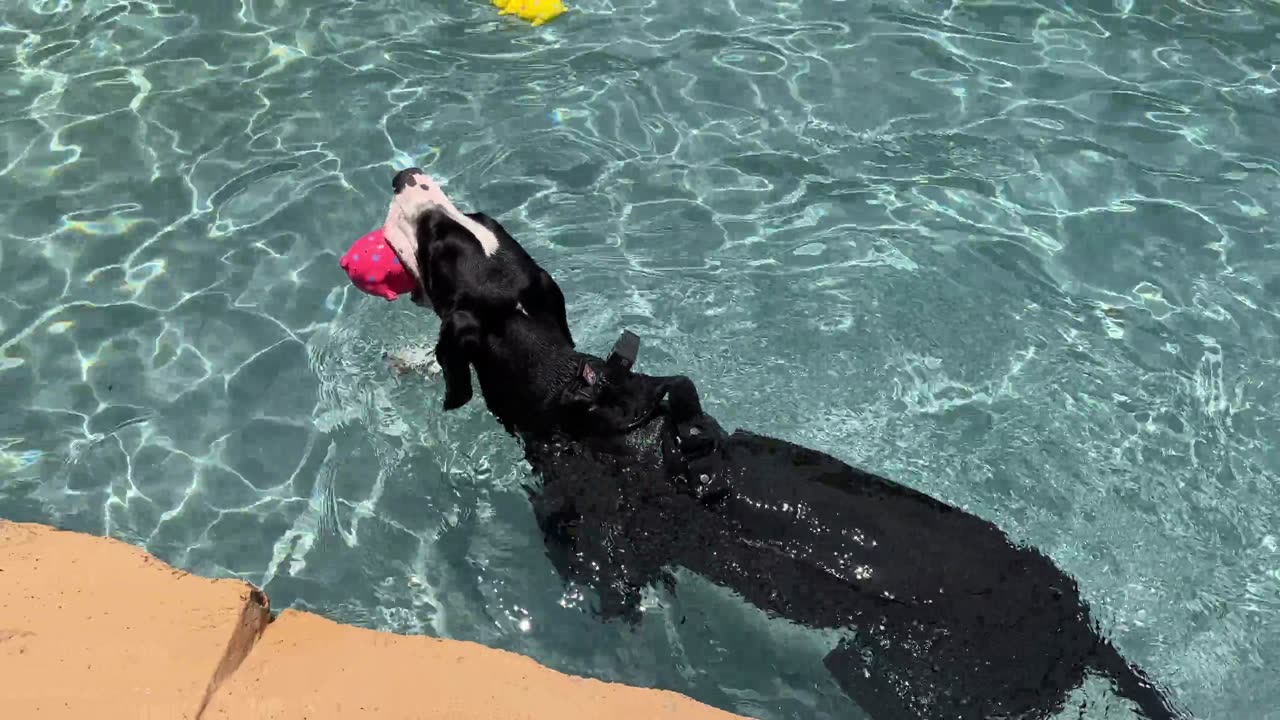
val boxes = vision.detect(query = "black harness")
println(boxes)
[559,329,729,503]
[565,330,641,401]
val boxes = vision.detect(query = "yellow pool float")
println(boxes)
[492,0,565,26]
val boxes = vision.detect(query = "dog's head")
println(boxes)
[381,167,501,305]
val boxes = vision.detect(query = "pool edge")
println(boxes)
[0,520,750,720]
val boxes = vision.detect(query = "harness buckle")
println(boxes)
[605,330,640,374]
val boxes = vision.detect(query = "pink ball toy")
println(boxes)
[339,228,417,301]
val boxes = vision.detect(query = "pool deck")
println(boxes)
[0,520,747,719]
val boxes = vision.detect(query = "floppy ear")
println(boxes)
[538,268,574,347]
[434,309,482,411]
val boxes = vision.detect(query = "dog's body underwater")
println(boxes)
[380,169,1186,720]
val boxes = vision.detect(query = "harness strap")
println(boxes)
[565,329,641,400]
[605,329,640,375]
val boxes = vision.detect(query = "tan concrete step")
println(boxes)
[0,520,268,719]
[204,608,744,719]
[0,521,748,720]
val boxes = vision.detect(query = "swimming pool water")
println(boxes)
[2,1,1278,717]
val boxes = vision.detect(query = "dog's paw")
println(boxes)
[441,385,472,411]
[384,346,441,377]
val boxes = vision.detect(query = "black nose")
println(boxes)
[392,167,424,194]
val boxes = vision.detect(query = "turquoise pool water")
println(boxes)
[2,0,1277,717]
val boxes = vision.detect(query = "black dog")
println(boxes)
[384,169,1187,720]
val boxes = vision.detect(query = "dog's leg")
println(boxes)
[1091,639,1186,720]
[530,495,646,624]
[823,639,935,720]
[384,344,442,377]
[524,441,668,627]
